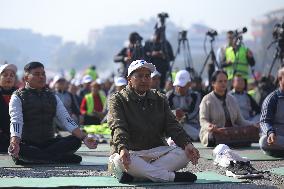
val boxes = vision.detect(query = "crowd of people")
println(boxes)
[0,29,283,183]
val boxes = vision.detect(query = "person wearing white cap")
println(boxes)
[80,80,107,125]
[166,70,201,142]
[150,70,164,93]
[108,60,199,183]
[105,77,127,114]
[52,75,81,129]
[0,63,17,152]
[77,75,93,104]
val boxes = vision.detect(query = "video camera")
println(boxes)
[178,30,188,41]
[272,22,284,53]
[233,27,247,39]
[206,29,218,38]
[273,22,284,40]
[157,12,169,26]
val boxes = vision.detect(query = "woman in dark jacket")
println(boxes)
[0,64,17,153]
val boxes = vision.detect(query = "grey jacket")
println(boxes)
[108,85,192,154]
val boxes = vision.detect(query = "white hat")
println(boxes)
[53,75,65,84]
[0,64,17,75]
[173,70,191,87]
[127,60,156,77]
[50,75,65,88]
[151,70,161,78]
[95,78,103,85]
[114,77,127,86]
[82,75,93,84]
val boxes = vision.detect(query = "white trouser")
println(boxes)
[109,146,189,182]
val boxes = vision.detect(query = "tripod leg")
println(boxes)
[268,51,279,77]
[199,52,212,76]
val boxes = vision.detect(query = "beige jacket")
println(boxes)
[199,91,254,146]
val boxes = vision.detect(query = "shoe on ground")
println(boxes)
[226,161,250,178]
[174,171,197,182]
[12,156,27,165]
[242,161,264,178]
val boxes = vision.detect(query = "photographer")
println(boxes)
[217,30,255,81]
[144,13,174,89]
[114,32,145,77]
[145,28,174,89]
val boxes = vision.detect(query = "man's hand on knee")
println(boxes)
[184,143,200,165]
[8,136,20,158]
[267,133,276,145]
[120,148,131,171]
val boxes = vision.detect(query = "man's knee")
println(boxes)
[259,135,268,150]
[66,135,82,149]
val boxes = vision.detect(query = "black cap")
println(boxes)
[24,62,44,72]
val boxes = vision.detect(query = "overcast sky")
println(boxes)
[0,0,283,43]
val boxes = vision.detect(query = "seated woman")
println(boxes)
[0,64,17,152]
[199,70,259,147]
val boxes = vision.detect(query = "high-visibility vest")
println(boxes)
[85,91,106,115]
[225,45,249,80]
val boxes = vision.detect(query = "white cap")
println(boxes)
[0,64,17,75]
[53,75,65,84]
[50,75,65,88]
[173,70,191,87]
[95,78,103,85]
[82,75,93,84]
[114,77,127,86]
[127,60,156,77]
[151,70,161,78]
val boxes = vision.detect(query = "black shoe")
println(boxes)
[12,157,27,165]
[242,161,263,175]
[58,154,82,164]
[226,161,250,178]
[174,172,197,182]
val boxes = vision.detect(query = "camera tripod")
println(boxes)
[199,36,219,82]
[169,31,196,81]
[267,39,284,76]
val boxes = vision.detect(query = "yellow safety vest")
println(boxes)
[85,91,106,115]
[225,45,249,80]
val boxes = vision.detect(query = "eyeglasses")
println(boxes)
[132,73,151,80]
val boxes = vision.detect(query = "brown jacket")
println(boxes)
[108,85,191,154]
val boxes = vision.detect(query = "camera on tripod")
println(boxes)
[272,23,284,53]
[206,29,218,38]
[178,30,188,41]
[273,23,284,40]
[157,12,169,26]
[233,27,247,39]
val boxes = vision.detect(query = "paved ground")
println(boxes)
[0,141,284,189]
